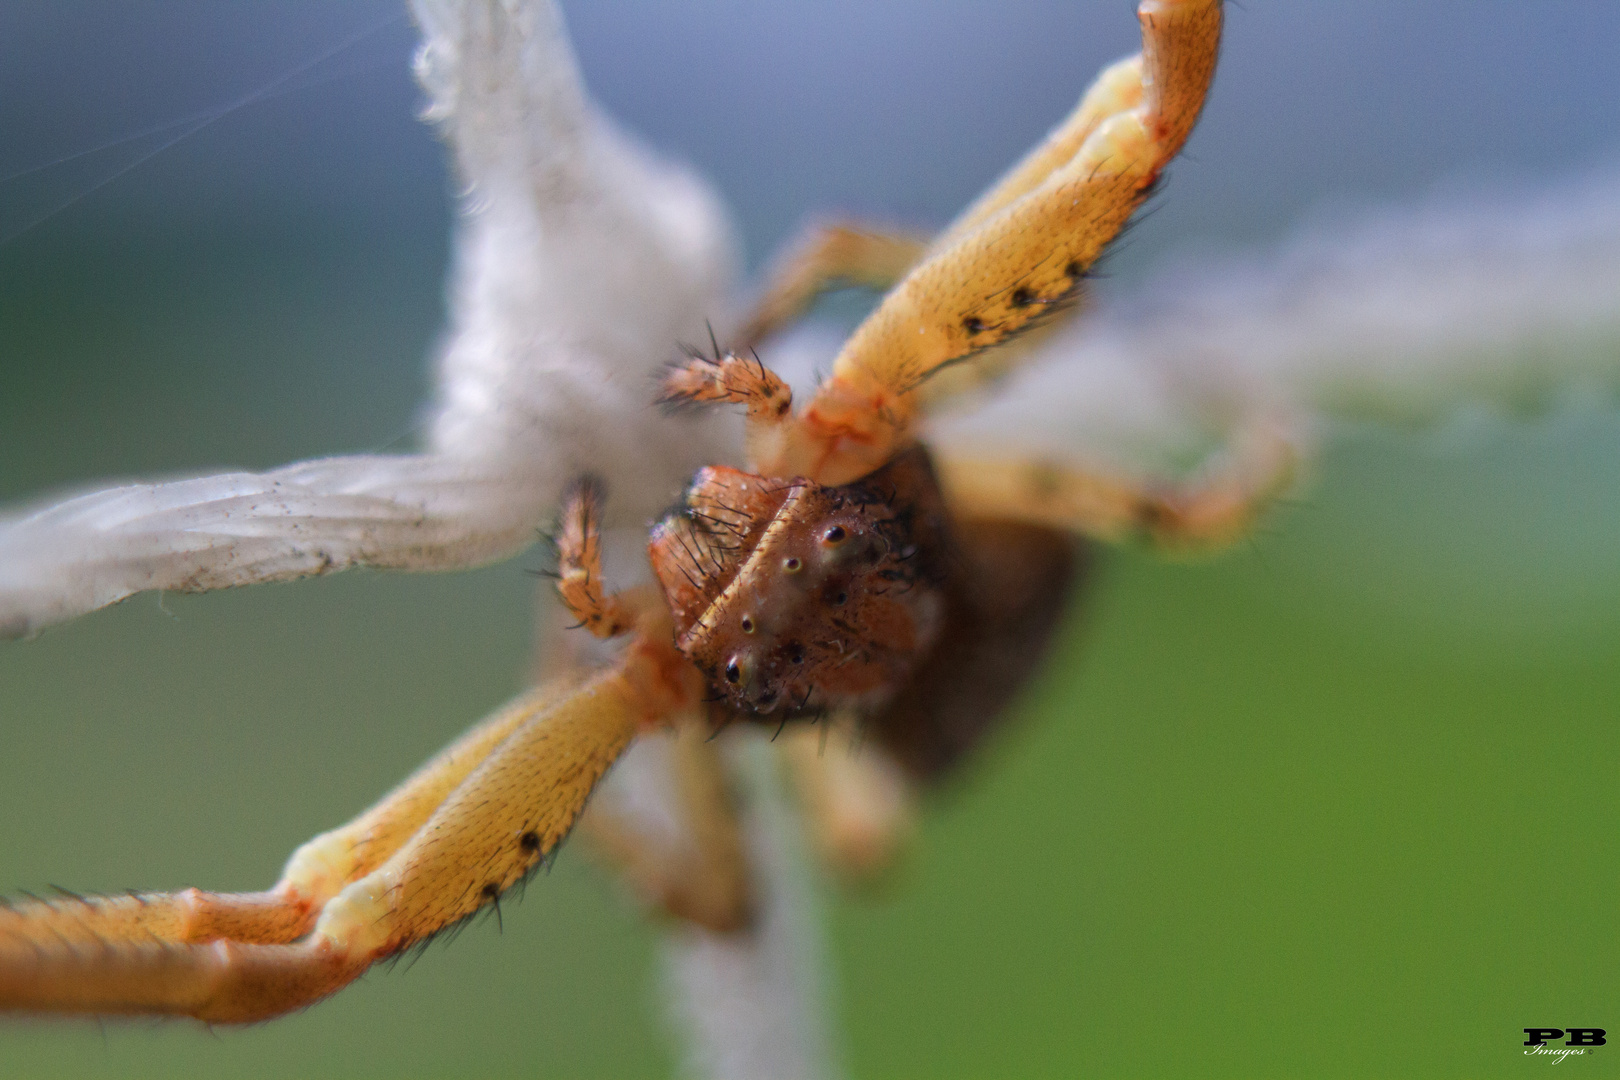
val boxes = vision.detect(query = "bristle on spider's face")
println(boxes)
[648,447,951,718]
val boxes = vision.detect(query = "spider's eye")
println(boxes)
[740,615,755,634]
[827,588,848,607]
[785,643,805,664]
[724,659,741,684]
[822,525,846,545]
[782,557,803,573]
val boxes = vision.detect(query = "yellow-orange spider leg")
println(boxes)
[906,52,1150,408]
[0,615,700,1023]
[581,718,755,933]
[778,715,915,884]
[939,54,1145,248]
[730,221,931,352]
[934,417,1302,553]
[0,678,569,983]
[766,0,1221,485]
[0,484,701,1021]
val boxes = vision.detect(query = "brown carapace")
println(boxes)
[650,446,950,718]
[650,444,1088,778]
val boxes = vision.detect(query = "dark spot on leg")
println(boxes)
[481,882,501,900]
[963,316,985,334]
[1010,287,1034,308]
[1065,260,1082,280]
[519,831,541,853]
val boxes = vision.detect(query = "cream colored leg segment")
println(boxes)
[936,421,1301,552]
[0,671,645,1021]
[312,667,643,962]
[833,0,1222,392]
[276,682,570,913]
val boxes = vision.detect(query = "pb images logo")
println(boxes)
[1525,1028,1605,1063]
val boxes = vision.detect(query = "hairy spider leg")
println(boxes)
[757,0,1223,485]
[544,486,759,932]
[0,681,570,971]
[0,492,702,1021]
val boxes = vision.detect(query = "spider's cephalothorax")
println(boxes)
[650,446,951,717]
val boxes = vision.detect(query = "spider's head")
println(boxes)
[649,447,950,717]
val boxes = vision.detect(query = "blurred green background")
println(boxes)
[2,2,1618,1077]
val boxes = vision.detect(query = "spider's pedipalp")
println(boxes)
[658,350,793,423]
[555,476,660,638]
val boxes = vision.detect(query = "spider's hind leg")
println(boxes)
[936,417,1304,553]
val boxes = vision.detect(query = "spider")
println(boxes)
[7,5,1620,1077]
[0,0,1277,1023]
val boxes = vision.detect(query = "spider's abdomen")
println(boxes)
[649,446,950,716]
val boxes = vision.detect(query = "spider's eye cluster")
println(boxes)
[648,447,950,719]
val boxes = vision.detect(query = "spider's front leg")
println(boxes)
[768,0,1220,485]
[0,487,700,1022]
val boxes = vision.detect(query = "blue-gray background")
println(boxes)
[1,2,1618,1077]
